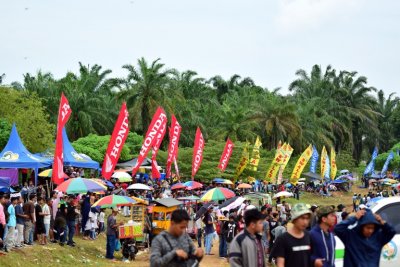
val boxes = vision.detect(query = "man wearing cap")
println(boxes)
[310,206,336,267]
[229,208,266,267]
[334,209,395,267]
[271,203,312,267]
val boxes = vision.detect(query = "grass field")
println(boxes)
[0,187,367,267]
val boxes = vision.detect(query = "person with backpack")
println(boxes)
[229,208,267,267]
[218,211,229,258]
[224,214,238,257]
[150,209,204,267]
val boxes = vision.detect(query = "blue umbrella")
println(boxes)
[213,178,225,183]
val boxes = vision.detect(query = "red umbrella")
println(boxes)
[171,183,186,190]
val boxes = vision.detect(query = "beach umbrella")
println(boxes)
[272,191,293,199]
[213,178,225,183]
[55,178,106,194]
[92,195,137,208]
[237,183,252,189]
[200,187,235,202]
[127,183,152,190]
[178,195,201,201]
[111,171,132,182]
[222,179,233,185]
[183,181,203,190]
[39,169,68,178]
[171,183,186,190]
[91,178,115,188]
[381,178,397,184]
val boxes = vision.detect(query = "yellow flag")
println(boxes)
[290,145,313,183]
[234,142,249,179]
[265,143,286,181]
[276,144,294,184]
[320,146,327,178]
[249,136,262,171]
[331,148,337,180]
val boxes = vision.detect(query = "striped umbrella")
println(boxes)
[92,195,136,208]
[200,187,235,202]
[183,181,203,190]
[55,178,106,194]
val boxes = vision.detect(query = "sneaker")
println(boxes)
[59,243,65,247]
[67,243,76,247]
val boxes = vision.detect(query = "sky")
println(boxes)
[1,0,400,96]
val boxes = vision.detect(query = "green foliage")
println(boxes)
[375,152,400,171]
[0,86,55,152]
[71,133,133,163]
[124,132,144,155]
[0,119,12,150]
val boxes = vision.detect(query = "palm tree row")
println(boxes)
[10,58,400,165]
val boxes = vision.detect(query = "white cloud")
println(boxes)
[275,0,361,33]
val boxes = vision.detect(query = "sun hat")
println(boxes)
[317,206,336,218]
[291,203,312,221]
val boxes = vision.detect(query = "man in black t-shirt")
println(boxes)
[271,203,312,267]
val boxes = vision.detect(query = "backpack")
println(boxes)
[216,221,223,235]
[226,222,237,243]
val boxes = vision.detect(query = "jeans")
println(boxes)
[3,224,8,240]
[16,224,24,246]
[24,220,33,244]
[197,228,202,247]
[67,220,75,245]
[5,226,15,249]
[106,235,116,259]
[44,223,50,238]
[205,233,213,254]
[219,235,227,257]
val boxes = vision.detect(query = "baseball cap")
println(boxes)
[359,204,367,210]
[291,203,312,221]
[317,206,335,218]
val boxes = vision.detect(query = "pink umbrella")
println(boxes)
[171,183,186,190]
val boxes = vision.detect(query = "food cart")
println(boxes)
[152,198,183,235]
[129,197,149,243]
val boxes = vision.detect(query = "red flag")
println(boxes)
[101,103,129,180]
[218,138,234,172]
[151,117,167,179]
[52,93,72,185]
[132,107,167,176]
[191,127,205,179]
[166,115,181,178]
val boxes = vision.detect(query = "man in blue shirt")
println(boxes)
[4,197,18,252]
[15,196,26,248]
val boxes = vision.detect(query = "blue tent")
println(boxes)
[0,124,52,185]
[62,128,100,169]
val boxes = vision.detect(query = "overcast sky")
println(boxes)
[1,0,399,96]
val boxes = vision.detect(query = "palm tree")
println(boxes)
[57,63,119,140]
[119,58,174,133]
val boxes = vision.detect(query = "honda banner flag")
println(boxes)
[132,107,167,175]
[191,127,205,179]
[151,116,167,179]
[166,115,181,178]
[218,138,234,172]
[52,93,72,184]
[102,103,129,180]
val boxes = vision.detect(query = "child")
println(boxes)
[85,207,98,240]
[98,208,105,234]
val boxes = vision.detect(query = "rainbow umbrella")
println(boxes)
[91,178,115,188]
[171,183,186,190]
[200,187,235,202]
[39,169,68,178]
[55,178,106,194]
[183,181,203,190]
[92,195,136,208]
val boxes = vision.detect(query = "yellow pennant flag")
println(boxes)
[331,148,337,180]
[265,143,286,181]
[234,142,249,179]
[320,146,327,178]
[276,144,294,184]
[290,144,313,183]
[249,136,262,171]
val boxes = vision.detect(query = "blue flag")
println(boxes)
[310,145,319,173]
[381,152,394,178]
[364,147,378,176]
[324,155,330,179]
